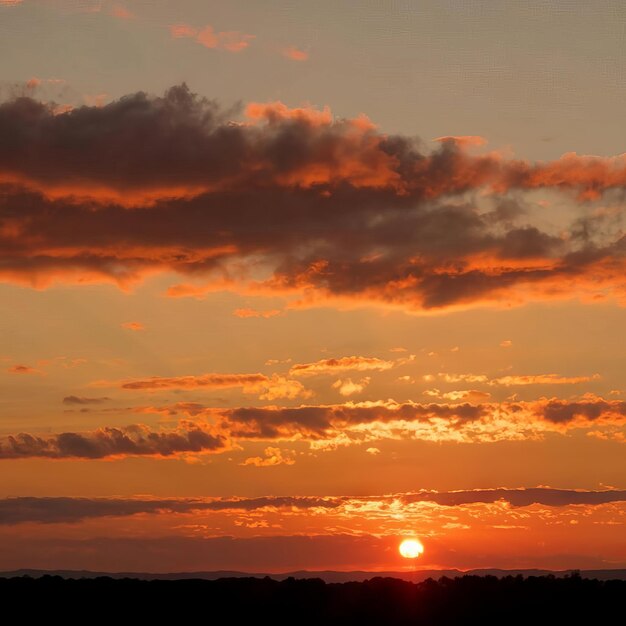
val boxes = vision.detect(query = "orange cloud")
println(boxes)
[216,395,624,445]
[111,4,133,19]
[290,355,406,377]
[7,364,42,375]
[433,135,488,148]
[119,373,265,390]
[2,396,625,462]
[245,101,333,127]
[115,372,311,400]
[62,396,110,405]
[430,372,599,386]
[490,373,600,386]
[169,24,198,38]
[332,377,371,397]
[233,308,282,319]
[281,46,309,61]
[170,23,254,52]
[424,389,492,403]
[432,373,489,384]
[2,86,626,313]
[121,321,145,331]
[241,446,296,467]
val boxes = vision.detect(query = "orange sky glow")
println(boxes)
[0,0,624,574]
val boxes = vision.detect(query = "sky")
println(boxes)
[0,0,625,573]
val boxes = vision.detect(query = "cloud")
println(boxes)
[241,446,295,467]
[233,308,282,318]
[424,389,492,402]
[0,421,227,460]
[256,375,312,401]
[430,373,489,384]
[290,355,410,377]
[540,398,626,423]
[119,373,269,391]
[169,23,254,52]
[429,372,600,386]
[7,364,42,375]
[490,373,600,386]
[500,340,512,348]
[169,24,197,38]
[433,135,488,148]
[2,488,625,524]
[115,372,311,400]
[219,401,487,441]
[281,46,309,61]
[265,358,292,366]
[0,495,341,524]
[401,487,626,508]
[121,321,144,331]
[332,377,370,397]
[0,0,23,5]
[62,395,110,405]
[124,395,626,448]
[110,4,133,19]
[1,86,625,311]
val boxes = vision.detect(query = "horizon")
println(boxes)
[0,0,625,574]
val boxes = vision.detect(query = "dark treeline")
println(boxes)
[2,573,623,624]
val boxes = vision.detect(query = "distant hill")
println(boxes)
[1,567,625,582]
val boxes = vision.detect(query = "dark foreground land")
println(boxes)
[2,573,624,625]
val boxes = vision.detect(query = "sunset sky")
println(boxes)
[0,0,625,573]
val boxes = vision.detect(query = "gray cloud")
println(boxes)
[0,423,226,460]
[0,85,624,310]
[1,489,624,525]
[62,396,110,405]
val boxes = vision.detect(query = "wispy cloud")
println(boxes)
[291,355,413,377]
[427,372,600,386]
[233,308,282,319]
[281,46,309,61]
[7,364,42,375]
[62,396,110,405]
[169,23,254,52]
[121,321,145,331]
[112,372,311,401]
[2,488,625,524]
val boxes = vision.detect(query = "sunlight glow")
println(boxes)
[399,538,424,559]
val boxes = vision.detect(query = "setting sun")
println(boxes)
[399,539,424,559]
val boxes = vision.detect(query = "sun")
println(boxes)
[399,538,424,559]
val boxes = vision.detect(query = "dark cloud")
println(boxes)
[1,489,624,525]
[2,396,624,461]
[222,402,484,439]
[0,423,227,460]
[0,86,624,309]
[0,496,344,525]
[402,488,626,508]
[541,399,626,423]
[120,373,268,391]
[62,396,110,405]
